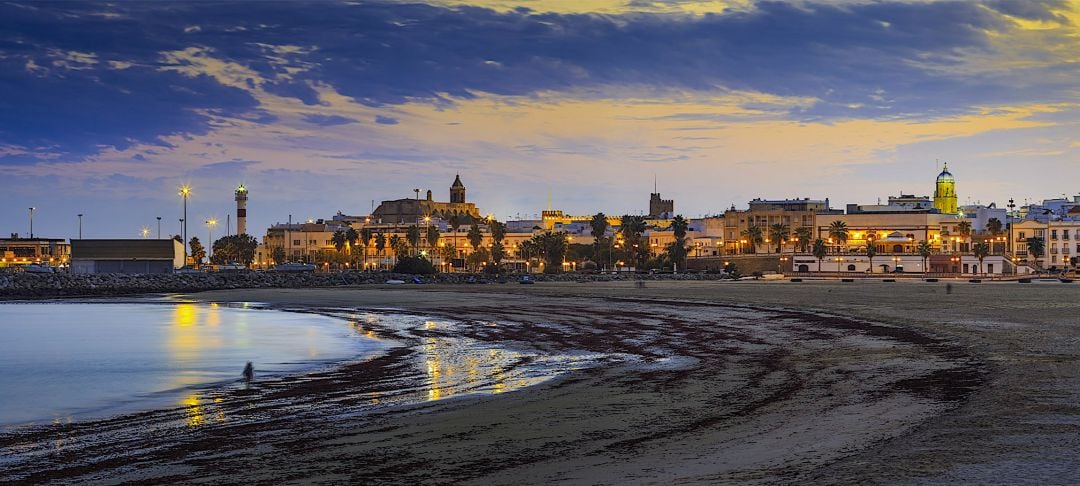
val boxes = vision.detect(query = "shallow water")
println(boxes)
[0,302,384,427]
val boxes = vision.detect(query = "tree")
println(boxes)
[619,215,648,267]
[491,241,506,266]
[448,214,462,255]
[271,246,286,265]
[466,221,483,255]
[406,225,421,255]
[439,244,457,271]
[421,223,438,250]
[331,229,347,254]
[188,236,206,268]
[360,227,373,268]
[865,241,877,274]
[957,220,972,239]
[466,247,491,272]
[917,240,933,275]
[828,221,849,252]
[812,238,827,272]
[985,218,1004,237]
[389,234,408,261]
[590,213,609,240]
[671,215,689,239]
[769,223,790,254]
[741,226,763,254]
[973,241,990,275]
[490,220,507,243]
[374,232,387,268]
[345,226,360,266]
[1026,236,1045,267]
[794,226,813,253]
[525,231,569,272]
[665,239,689,270]
[211,234,258,266]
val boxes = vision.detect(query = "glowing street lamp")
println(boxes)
[179,185,191,263]
[205,218,218,259]
[140,227,151,238]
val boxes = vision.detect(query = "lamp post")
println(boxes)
[179,185,191,264]
[156,216,162,239]
[206,218,217,260]
[28,207,35,239]
[77,214,83,239]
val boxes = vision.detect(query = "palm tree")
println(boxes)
[389,234,407,262]
[406,225,421,255]
[973,241,990,275]
[865,241,877,274]
[374,232,386,269]
[619,215,648,267]
[812,238,827,272]
[985,218,1004,253]
[671,215,689,239]
[670,215,690,268]
[957,220,972,252]
[331,229,347,269]
[426,225,440,254]
[467,221,483,250]
[769,223,790,254]
[1026,236,1045,268]
[794,226,813,253]
[448,215,462,260]
[590,212,609,266]
[917,240,933,276]
[828,221,848,252]
[741,226,763,254]
[345,226,360,267]
[359,227,373,270]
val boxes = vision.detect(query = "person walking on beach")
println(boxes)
[243,361,254,385]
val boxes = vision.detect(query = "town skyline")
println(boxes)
[1,0,1077,238]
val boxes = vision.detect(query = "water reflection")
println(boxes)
[420,320,534,401]
[180,392,226,428]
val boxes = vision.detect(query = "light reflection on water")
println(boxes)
[0,303,384,427]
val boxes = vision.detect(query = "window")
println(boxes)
[1019,232,1026,241]
[293,239,301,246]
[1065,230,1071,240]
[1052,230,1059,240]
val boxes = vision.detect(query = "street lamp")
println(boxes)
[206,218,217,260]
[140,227,151,238]
[156,216,162,239]
[179,185,191,264]
[28,207,35,239]
[77,214,83,239]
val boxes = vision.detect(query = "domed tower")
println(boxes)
[450,174,466,204]
[235,184,248,235]
[933,163,957,215]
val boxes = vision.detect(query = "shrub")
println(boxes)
[392,256,436,275]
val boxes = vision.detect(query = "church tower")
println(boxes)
[450,174,466,204]
[933,163,957,215]
[235,184,249,235]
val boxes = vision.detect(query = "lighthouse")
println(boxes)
[235,184,248,236]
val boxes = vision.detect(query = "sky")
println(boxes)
[1,0,1077,240]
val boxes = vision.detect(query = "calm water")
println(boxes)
[0,302,384,426]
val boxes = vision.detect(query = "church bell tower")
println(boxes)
[933,163,957,215]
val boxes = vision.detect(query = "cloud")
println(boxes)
[374,115,399,125]
[303,113,358,126]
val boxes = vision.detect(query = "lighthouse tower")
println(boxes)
[235,184,248,236]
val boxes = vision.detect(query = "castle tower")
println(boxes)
[933,163,957,215]
[235,184,248,235]
[450,174,466,204]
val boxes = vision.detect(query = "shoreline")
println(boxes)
[0,282,1013,483]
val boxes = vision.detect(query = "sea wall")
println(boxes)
[0,271,727,299]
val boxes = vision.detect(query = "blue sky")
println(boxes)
[1,0,1077,238]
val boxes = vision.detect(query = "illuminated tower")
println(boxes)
[235,184,248,235]
[450,174,466,203]
[933,163,957,215]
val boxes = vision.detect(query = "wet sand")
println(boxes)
[3,280,1080,484]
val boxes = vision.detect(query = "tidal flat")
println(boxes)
[2,280,1079,484]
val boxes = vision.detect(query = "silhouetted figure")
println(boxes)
[243,362,254,385]
[946,283,953,295]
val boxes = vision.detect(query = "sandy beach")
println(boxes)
[3,280,1080,484]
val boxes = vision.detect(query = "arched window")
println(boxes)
[893,244,904,253]
[847,264,856,271]
[798,264,809,273]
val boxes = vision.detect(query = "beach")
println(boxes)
[3,280,1080,484]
